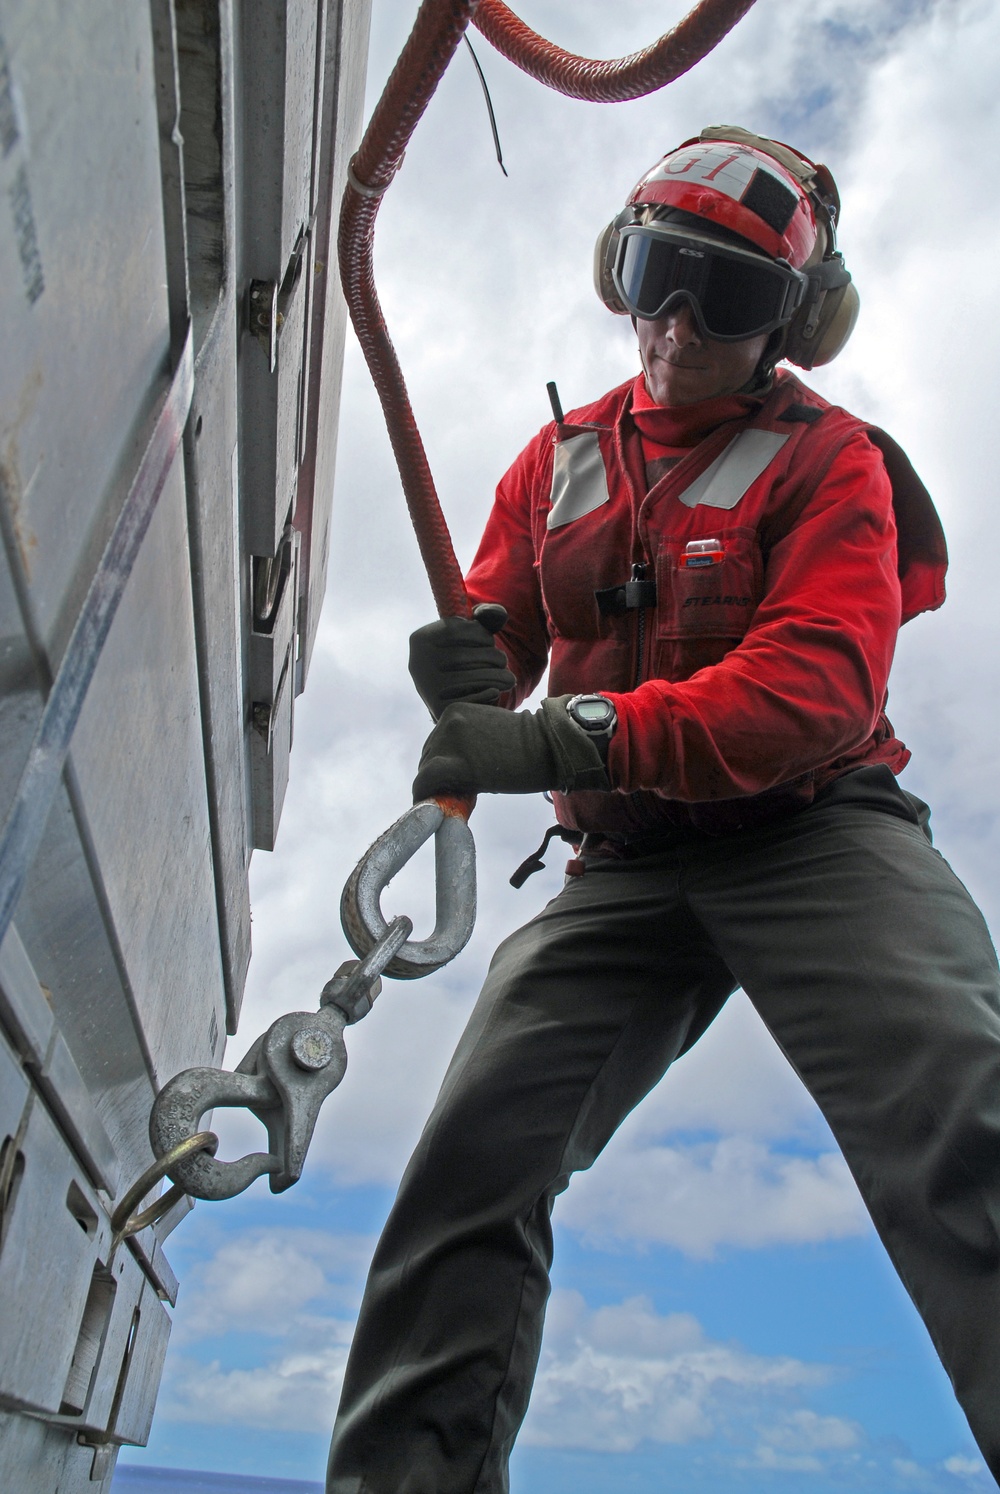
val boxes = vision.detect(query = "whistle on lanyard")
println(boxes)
[679,538,725,569]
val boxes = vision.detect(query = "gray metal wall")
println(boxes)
[0,1,371,1486]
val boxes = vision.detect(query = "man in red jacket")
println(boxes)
[328,128,1000,1492]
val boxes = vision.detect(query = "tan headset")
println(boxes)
[594,126,860,370]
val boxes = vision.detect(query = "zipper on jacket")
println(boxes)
[631,561,648,689]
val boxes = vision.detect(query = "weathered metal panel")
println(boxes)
[12,782,160,1193]
[70,455,228,1088]
[0,1409,100,1494]
[0,0,171,663]
[0,924,120,1194]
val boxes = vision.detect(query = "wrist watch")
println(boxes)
[566,693,617,745]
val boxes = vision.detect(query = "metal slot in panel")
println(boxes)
[249,528,299,850]
[0,1098,110,1415]
[105,1277,171,1448]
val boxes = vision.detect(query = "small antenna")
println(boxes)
[463,37,508,178]
[546,381,565,425]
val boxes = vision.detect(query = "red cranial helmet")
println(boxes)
[626,131,819,268]
[595,126,859,369]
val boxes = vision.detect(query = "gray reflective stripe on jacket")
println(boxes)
[546,427,790,526]
[677,430,789,510]
[546,432,610,529]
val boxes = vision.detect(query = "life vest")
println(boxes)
[470,370,947,836]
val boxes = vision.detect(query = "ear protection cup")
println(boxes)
[784,279,860,369]
[593,210,634,316]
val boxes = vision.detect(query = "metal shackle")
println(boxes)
[340,798,477,979]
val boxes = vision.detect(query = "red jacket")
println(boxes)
[465,371,947,836]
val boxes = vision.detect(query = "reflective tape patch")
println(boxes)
[546,432,611,529]
[677,430,789,511]
[645,143,793,217]
[642,144,801,234]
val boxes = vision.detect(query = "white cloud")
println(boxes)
[761,1406,861,1452]
[163,1288,839,1447]
[169,1228,373,1344]
[602,988,822,1144]
[557,1134,868,1257]
[161,1342,350,1434]
[522,1290,829,1451]
[160,1229,369,1431]
[943,1453,992,1480]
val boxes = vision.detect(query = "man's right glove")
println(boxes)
[408,603,516,719]
[412,697,610,802]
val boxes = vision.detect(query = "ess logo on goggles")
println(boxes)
[613,224,807,341]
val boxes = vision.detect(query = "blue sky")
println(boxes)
[120,1,1000,1490]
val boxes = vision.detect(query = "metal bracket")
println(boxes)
[248,224,309,373]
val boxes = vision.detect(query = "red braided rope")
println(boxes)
[338,0,759,620]
[473,0,758,102]
[338,0,479,619]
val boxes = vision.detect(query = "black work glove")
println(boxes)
[412,696,610,802]
[408,604,516,720]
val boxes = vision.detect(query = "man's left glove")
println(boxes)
[408,605,515,719]
[412,696,611,802]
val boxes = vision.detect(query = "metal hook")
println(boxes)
[148,1064,284,1201]
[341,797,477,979]
[146,916,413,1203]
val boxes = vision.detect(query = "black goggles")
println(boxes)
[613,224,807,341]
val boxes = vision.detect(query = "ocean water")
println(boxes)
[111,1468,322,1494]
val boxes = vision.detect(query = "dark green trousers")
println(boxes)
[328,771,1000,1492]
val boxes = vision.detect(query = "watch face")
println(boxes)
[572,696,614,728]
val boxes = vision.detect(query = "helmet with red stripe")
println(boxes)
[627,132,819,268]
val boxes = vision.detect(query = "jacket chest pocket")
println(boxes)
[655,527,763,641]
